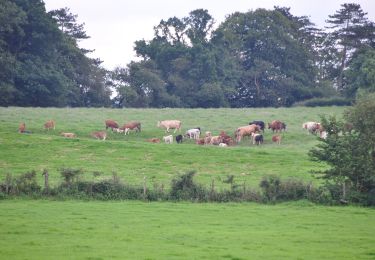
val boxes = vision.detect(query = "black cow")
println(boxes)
[176,134,183,144]
[249,121,265,132]
[254,134,263,145]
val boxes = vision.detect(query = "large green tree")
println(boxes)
[213,8,318,107]
[325,3,370,92]
[0,0,110,107]
[344,47,375,97]
[309,94,375,205]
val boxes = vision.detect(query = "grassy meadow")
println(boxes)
[2,106,375,259]
[0,106,345,189]
[0,200,374,259]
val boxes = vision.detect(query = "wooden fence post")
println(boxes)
[42,169,49,194]
[143,176,147,199]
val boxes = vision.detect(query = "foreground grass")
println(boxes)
[0,200,374,259]
[0,107,345,188]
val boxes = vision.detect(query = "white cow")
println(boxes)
[302,121,321,134]
[185,128,200,140]
[163,135,173,144]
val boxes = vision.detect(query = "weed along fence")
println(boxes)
[1,168,333,204]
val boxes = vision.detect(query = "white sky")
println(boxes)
[43,0,375,70]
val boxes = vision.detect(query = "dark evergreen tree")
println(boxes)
[326,3,370,92]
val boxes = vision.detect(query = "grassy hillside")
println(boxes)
[0,200,374,259]
[0,106,346,188]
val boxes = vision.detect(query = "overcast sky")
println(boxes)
[43,0,375,70]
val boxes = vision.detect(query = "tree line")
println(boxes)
[0,1,374,107]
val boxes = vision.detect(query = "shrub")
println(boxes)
[260,175,311,202]
[169,171,207,201]
[15,171,41,195]
[296,97,352,107]
[60,168,83,186]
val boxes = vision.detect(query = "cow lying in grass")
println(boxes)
[146,138,160,143]
[60,132,76,138]
[91,131,107,140]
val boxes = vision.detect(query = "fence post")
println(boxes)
[143,176,147,199]
[42,169,49,194]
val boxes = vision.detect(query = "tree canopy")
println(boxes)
[0,2,374,107]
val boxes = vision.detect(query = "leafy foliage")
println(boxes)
[309,94,375,205]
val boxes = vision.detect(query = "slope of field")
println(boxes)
[0,200,374,259]
[0,107,345,188]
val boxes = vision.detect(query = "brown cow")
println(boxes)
[44,120,55,130]
[272,135,282,145]
[219,131,235,146]
[196,138,205,145]
[105,120,119,131]
[19,122,26,133]
[146,138,160,143]
[268,120,284,133]
[91,131,107,141]
[210,136,223,145]
[120,121,141,135]
[235,124,260,142]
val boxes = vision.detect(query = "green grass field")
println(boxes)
[0,200,374,259]
[1,107,375,259]
[0,106,345,188]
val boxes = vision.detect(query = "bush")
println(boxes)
[260,175,311,202]
[295,97,352,107]
[169,171,208,201]
[15,171,41,195]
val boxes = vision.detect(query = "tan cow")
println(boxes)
[157,120,181,133]
[91,131,107,141]
[60,132,76,138]
[44,120,55,130]
[235,124,260,142]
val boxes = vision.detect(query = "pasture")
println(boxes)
[0,200,374,259]
[0,106,345,188]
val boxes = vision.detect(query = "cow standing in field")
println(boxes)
[185,128,200,140]
[105,120,119,131]
[251,132,263,145]
[302,121,321,134]
[19,122,26,133]
[163,135,173,144]
[235,124,260,142]
[176,135,183,143]
[120,121,141,135]
[157,120,182,133]
[44,120,55,131]
[272,135,282,145]
[268,120,284,133]
[249,121,265,132]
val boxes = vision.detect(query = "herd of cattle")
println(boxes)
[18,118,327,146]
